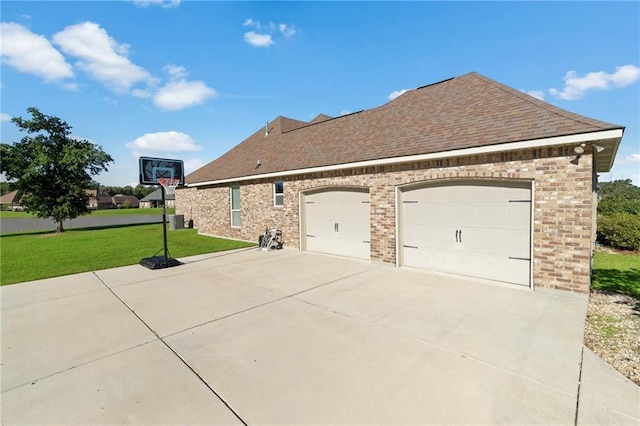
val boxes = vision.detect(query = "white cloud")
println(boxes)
[0,22,73,81]
[550,64,640,100]
[164,64,187,79]
[154,80,216,110]
[243,19,297,46]
[279,23,296,37]
[244,31,273,47]
[131,0,180,8]
[126,131,202,154]
[243,18,260,29]
[152,65,216,110]
[1,112,12,122]
[522,89,545,101]
[52,21,155,93]
[624,153,640,163]
[388,89,409,100]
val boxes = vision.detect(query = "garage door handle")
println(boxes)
[403,245,418,249]
[455,230,459,242]
[459,230,462,243]
[307,234,315,238]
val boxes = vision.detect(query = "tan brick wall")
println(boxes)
[176,145,594,293]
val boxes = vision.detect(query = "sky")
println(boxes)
[1,1,639,187]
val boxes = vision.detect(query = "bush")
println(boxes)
[597,213,640,251]
[598,198,640,216]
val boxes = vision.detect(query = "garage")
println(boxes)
[302,188,371,260]
[399,180,531,286]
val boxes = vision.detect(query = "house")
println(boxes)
[176,72,624,294]
[0,190,23,211]
[139,188,175,208]
[111,194,139,209]
[86,189,115,210]
[86,190,139,209]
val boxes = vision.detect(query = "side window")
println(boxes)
[274,182,284,206]
[231,186,241,227]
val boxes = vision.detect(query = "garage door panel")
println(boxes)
[402,224,455,250]
[404,246,529,285]
[400,181,531,286]
[304,189,370,260]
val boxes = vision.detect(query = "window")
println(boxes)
[274,182,284,206]
[231,186,241,227]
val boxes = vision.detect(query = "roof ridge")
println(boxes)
[282,110,365,134]
[468,72,615,130]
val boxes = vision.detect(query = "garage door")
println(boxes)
[303,188,370,260]
[400,180,531,286]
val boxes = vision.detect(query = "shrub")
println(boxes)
[598,198,640,216]
[597,213,640,251]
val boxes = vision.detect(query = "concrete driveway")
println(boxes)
[2,249,638,425]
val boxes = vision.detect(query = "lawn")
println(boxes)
[592,251,640,298]
[0,208,174,218]
[0,224,255,285]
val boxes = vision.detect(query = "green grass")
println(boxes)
[0,208,174,218]
[592,251,640,298]
[0,224,254,285]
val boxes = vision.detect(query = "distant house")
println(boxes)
[112,194,139,209]
[86,189,115,210]
[0,190,23,211]
[139,188,175,208]
[86,190,139,209]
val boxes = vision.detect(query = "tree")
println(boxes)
[596,179,640,251]
[598,179,640,215]
[0,108,114,232]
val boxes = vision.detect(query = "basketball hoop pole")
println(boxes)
[161,185,169,268]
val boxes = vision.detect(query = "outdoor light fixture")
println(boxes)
[574,143,605,154]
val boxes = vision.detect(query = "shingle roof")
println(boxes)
[0,190,20,204]
[187,72,623,184]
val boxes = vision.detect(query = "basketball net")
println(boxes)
[157,178,180,196]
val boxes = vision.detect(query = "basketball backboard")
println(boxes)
[139,157,184,186]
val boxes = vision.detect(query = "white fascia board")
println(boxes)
[187,129,623,187]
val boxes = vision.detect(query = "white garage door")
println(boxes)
[400,181,531,286]
[304,188,370,260]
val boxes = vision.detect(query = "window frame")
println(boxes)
[274,181,284,207]
[230,186,241,227]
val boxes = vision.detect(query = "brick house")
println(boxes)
[139,188,175,208]
[176,72,624,294]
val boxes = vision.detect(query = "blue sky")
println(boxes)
[1,1,639,187]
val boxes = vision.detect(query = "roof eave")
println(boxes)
[186,128,624,187]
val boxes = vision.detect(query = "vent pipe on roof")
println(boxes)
[265,121,269,137]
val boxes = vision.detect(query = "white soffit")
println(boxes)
[187,129,624,187]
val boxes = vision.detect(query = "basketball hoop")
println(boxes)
[157,178,180,196]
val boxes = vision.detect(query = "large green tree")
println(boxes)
[0,108,114,232]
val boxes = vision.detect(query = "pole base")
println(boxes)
[139,256,182,270]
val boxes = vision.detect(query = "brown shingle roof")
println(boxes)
[187,72,623,184]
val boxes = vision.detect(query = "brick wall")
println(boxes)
[176,145,594,293]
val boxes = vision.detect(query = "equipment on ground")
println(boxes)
[259,227,283,251]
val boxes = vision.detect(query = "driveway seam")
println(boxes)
[160,265,382,339]
[293,296,578,399]
[1,339,157,393]
[92,271,249,426]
